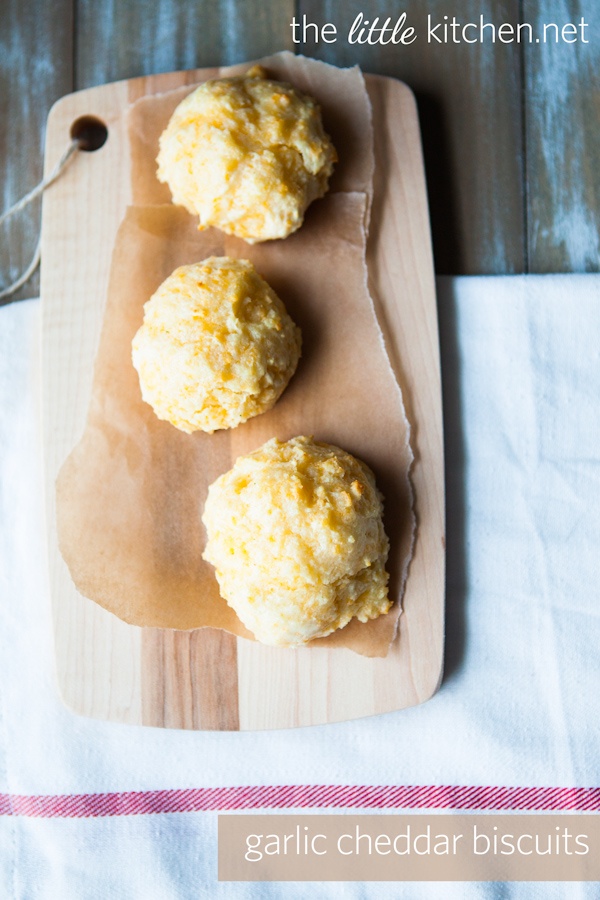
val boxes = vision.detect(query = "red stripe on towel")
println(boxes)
[0,785,598,818]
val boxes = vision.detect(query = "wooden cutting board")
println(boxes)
[40,65,444,730]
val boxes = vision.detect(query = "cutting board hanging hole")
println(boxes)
[70,116,108,152]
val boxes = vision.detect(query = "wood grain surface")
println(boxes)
[2,0,600,298]
[75,0,295,87]
[0,0,72,303]
[41,67,444,729]
[524,0,600,272]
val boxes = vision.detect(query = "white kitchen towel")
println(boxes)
[1,276,599,899]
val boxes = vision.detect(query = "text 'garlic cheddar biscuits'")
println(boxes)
[131,258,301,433]
[157,66,337,243]
[202,436,392,647]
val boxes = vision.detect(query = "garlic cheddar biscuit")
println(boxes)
[202,436,391,647]
[131,258,301,433]
[157,66,337,243]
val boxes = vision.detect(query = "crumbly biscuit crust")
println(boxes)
[202,436,391,646]
[157,67,337,243]
[132,258,301,433]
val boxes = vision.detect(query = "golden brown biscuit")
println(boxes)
[202,436,391,646]
[131,258,301,433]
[157,66,337,243]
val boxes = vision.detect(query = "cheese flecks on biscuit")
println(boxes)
[157,66,337,243]
[202,436,391,647]
[131,258,301,433]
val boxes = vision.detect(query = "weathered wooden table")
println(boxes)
[1,0,599,304]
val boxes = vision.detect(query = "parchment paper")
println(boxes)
[56,54,415,657]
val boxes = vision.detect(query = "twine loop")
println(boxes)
[0,140,80,300]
